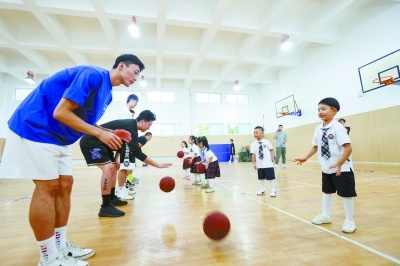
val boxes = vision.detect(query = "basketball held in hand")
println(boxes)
[113,129,132,143]
[203,211,230,240]
[159,176,175,193]
[184,157,192,166]
[177,151,184,158]
[196,163,206,174]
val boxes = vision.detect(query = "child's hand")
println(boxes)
[330,163,342,176]
[294,158,307,165]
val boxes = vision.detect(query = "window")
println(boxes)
[113,91,141,102]
[196,93,220,103]
[197,124,222,135]
[14,88,34,101]
[226,94,248,104]
[147,92,175,102]
[150,124,176,135]
[228,123,252,134]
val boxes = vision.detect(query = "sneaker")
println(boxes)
[185,175,191,180]
[274,164,278,170]
[196,182,204,186]
[270,191,277,197]
[311,214,331,225]
[98,204,125,217]
[257,190,265,196]
[201,183,209,189]
[142,164,148,167]
[116,188,134,200]
[128,187,136,194]
[38,252,90,266]
[125,180,134,188]
[111,197,128,206]
[205,188,215,193]
[341,220,356,233]
[64,241,95,260]
[283,164,288,169]
[192,180,200,185]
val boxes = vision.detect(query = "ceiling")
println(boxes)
[0,0,397,92]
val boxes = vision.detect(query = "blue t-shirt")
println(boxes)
[8,65,112,145]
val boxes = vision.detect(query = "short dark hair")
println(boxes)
[136,110,156,122]
[112,54,145,71]
[126,94,139,103]
[144,132,152,136]
[279,124,283,127]
[189,135,197,145]
[254,126,264,132]
[338,118,346,123]
[319,97,340,111]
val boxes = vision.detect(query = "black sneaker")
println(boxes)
[98,204,125,217]
[125,180,133,188]
[111,197,129,206]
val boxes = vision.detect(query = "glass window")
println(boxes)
[150,124,176,135]
[209,93,220,103]
[113,91,141,102]
[14,88,34,101]
[228,123,251,134]
[147,92,175,102]
[226,94,248,104]
[196,93,208,103]
[197,124,222,135]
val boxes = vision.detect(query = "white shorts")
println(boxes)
[0,130,72,180]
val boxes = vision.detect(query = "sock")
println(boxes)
[185,169,190,176]
[110,187,116,200]
[102,194,111,208]
[342,197,354,222]
[37,235,58,264]
[269,180,276,192]
[195,174,199,181]
[259,180,266,191]
[200,173,205,182]
[118,186,124,193]
[208,178,214,188]
[54,226,67,251]
[127,174,133,182]
[322,193,333,217]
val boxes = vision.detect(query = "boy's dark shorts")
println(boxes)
[322,169,357,197]
[80,144,115,165]
[257,168,275,180]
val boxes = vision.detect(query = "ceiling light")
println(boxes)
[280,34,293,51]
[140,75,147,87]
[25,71,35,84]
[128,16,140,38]
[234,80,240,91]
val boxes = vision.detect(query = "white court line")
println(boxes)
[215,181,400,265]
[0,195,31,206]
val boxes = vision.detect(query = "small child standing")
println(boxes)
[250,126,277,197]
[181,141,191,179]
[188,135,202,184]
[295,97,357,233]
[196,136,220,193]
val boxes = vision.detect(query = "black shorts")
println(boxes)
[80,144,115,166]
[322,169,357,197]
[257,168,275,180]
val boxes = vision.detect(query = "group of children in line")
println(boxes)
[178,97,357,234]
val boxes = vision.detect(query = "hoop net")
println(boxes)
[372,76,396,85]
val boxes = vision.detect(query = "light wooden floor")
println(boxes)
[1,161,399,266]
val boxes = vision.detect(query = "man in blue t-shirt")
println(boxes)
[0,54,145,266]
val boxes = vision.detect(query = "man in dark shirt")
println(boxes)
[79,110,171,217]
[338,118,351,135]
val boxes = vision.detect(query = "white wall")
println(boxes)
[261,3,400,133]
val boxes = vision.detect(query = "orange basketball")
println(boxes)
[159,176,175,193]
[177,151,184,158]
[203,211,230,240]
[196,163,206,174]
[184,157,192,166]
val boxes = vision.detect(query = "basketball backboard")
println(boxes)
[358,49,400,93]
[275,95,299,118]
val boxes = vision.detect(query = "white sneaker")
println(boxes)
[38,251,90,266]
[257,190,265,196]
[270,191,277,197]
[341,220,356,233]
[205,188,215,193]
[283,164,288,169]
[116,188,134,200]
[63,241,95,260]
[311,214,331,225]
[128,187,136,194]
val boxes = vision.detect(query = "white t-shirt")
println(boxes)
[190,144,200,157]
[250,139,273,168]
[182,147,189,159]
[203,147,218,163]
[312,120,353,174]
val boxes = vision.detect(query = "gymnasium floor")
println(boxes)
[1,160,399,265]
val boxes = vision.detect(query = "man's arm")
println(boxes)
[53,98,122,149]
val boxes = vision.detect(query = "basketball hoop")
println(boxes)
[278,109,302,117]
[278,112,288,116]
[372,76,396,85]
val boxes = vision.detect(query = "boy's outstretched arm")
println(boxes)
[295,146,318,165]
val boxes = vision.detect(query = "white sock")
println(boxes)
[322,194,333,217]
[38,235,59,264]
[195,174,199,181]
[118,186,125,193]
[268,180,276,192]
[55,226,67,251]
[200,174,205,182]
[208,179,214,188]
[342,197,354,222]
[185,169,190,176]
[259,180,266,191]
